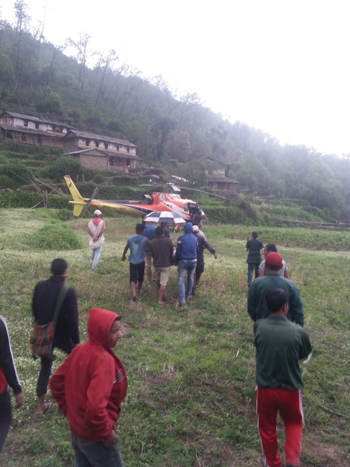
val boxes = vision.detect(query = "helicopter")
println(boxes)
[64,175,205,221]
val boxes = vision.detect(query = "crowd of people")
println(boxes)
[0,219,312,467]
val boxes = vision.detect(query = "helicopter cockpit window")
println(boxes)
[143,194,153,205]
[188,203,198,216]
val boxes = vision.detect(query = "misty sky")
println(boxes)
[1,0,350,156]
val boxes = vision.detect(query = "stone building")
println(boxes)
[62,130,138,172]
[208,176,239,192]
[0,111,139,172]
[0,111,75,148]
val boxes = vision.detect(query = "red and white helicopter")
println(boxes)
[64,175,205,221]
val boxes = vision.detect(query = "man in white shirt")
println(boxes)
[258,243,289,279]
[87,210,105,271]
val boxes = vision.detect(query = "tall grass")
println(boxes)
[1,209,350,466]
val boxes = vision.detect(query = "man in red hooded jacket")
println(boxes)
[50,308,128,467]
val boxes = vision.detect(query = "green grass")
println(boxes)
[1,210,350,466]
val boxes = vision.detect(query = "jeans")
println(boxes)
[178,259,197,303]
[247,262,260,285]
[92,246,102,270]
[71,433,124,467]
[36,356,52,396]
[0,389,12,454]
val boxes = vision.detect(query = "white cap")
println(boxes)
[192,225,199,233]
[94,209,102,216]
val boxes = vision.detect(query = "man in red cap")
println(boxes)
[247,252,304,326]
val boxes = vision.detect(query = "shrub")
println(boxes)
[38,156,83,181]
[28,224,82,250]
[0,163,33,181]
[0,190,42,208]
[0,175,21,190]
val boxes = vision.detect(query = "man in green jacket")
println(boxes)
[247,252,304,326]
[255,288,312,467]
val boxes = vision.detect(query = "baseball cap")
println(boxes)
[192,225,199,233]
[265,252,282,267]
[94,209,102,216]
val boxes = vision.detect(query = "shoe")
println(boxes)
[177,301,185,307]
[153,275,157,282]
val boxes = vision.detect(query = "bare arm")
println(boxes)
[122,243,129,261]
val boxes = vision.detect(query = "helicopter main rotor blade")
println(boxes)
[81,187,99,216]
[178,186,227,200]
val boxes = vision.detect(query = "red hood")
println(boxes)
[87,308,118,351]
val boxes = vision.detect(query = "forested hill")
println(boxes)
[1,6,350,221]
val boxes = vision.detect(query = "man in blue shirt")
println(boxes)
[122,224,150,301]
[176,222,198,306]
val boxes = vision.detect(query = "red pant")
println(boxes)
[256,387,303,467]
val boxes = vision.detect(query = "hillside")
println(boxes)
[1,10,350,222]
[0,144,341,227]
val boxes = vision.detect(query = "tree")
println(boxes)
[152,116,177,161]
[93,49,118,106]
[167,130,191,162]
[45,91,63,114]
[66,33,95,91]
[13,0,30,88]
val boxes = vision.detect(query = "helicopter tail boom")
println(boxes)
[64,175,87,217]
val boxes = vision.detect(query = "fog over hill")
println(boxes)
[1,3,350,221]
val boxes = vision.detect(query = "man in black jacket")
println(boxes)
[32,258,80,414]
[192,225,217,295]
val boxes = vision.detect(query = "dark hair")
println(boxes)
[252,231,258,239]
[51,258,68,276]
[266,289,288,313]
[136,223,144,234]
[155,226,163,236]
[266,243,277,253]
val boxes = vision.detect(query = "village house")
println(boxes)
[62,129,139,172]
[0,111,140,172]
[0,111,75,148]
[208,176,239,193]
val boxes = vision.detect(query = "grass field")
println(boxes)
[1,209,350,467]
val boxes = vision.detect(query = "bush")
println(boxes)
[0,190,42,208]
[0,175,21,190]
[38,156,83,181]
[0,163,33,181]
[28,224,82,250]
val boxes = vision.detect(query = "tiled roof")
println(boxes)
[208,177,239,183]
[1,111,75,129]
[64,130,137,147]
[0,124,62,137]
[63,148,138,159]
